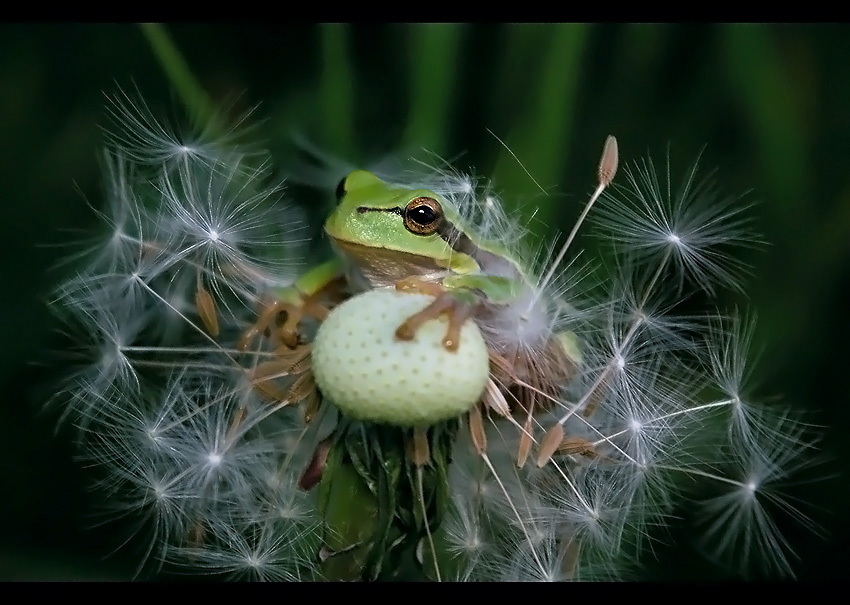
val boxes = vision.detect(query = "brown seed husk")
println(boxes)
[557,437,599,459]
[251,375,289,402]
[302,389,321,424]
[536,423,565,468]
[482,379,511,417]
[410,428,431,467]
[516,413,534,468]
[598,135,619,187]
[469,404,487,455]
[251,359,296,382]
[286,371,316,405]
[195,285,220,337]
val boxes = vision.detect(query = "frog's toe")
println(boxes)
[394,275,447,297]
[238,292,330,351]
[440,301,476,351]
[278,297,333,348]
[237,298,284,351]
[277,302,305,348]
[395,291,477,352]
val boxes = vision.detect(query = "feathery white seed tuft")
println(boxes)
[50,94,820,581]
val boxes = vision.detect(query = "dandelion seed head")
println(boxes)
[51,94,820,582]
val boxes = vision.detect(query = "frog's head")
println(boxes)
[324,170,479,283]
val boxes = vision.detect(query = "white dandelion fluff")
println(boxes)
[50,91,820,581]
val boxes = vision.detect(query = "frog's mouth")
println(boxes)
[329,237,448,289]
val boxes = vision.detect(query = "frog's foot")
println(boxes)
[238,291,331,351]
[276,294,331,349]
[393,278,478,352]
[394,275,447,298]
[238,298,287,350]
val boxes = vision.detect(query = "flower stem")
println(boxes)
[138,23,224,138]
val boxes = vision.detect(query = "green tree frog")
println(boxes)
[259,169,579,376]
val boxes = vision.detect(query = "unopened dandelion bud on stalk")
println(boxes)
[598,135,619,186]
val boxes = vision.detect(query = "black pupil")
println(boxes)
[409,204,437,225]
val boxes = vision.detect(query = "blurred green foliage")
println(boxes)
[1,23,848,580]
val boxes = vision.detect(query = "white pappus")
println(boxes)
[48,91,821,582]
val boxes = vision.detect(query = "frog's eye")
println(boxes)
[403,197,443,235]
[334,176,347,201]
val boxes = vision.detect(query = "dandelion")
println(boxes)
[49,91,819,581]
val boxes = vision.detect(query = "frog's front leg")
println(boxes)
[393,274,508,352]
[394,279,479,352]
[239,259,346,351]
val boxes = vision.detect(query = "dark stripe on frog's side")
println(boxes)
[356,205,507,272]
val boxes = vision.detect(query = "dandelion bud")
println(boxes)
[311,289,490,427]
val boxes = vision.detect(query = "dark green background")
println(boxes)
[0,23,847,580]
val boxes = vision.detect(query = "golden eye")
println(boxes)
[403,197,443,235]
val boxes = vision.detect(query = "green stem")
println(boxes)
[317,422,458,581]
[721,24,808,225]
[139,23,223,138]
[402,24,464,154]
[319,24,355,158]
[491,24,590,239]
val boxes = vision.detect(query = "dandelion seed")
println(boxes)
[594,151,761,296]
[102,86,263,172]
[693,412,821,577]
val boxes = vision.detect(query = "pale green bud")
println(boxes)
[311,289,490,427]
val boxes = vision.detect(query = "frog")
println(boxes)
[234,164,594,428]
[250,169,558,357]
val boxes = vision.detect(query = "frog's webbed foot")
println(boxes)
[238,289,333,351]
[279,294,333,348]
[393,277,479,352]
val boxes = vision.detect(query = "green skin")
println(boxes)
[281,171,578,580]
[284,169,581,361]
[284,169,529,310]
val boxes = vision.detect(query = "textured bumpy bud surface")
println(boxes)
[311,289,490,426]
